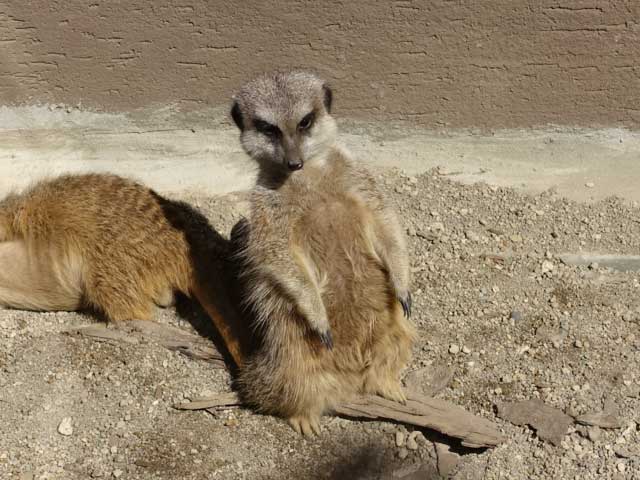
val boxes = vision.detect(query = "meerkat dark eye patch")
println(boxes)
[253,119,281,138]
[322,84,333,113]
[298,112,315,131]
[230,101,244,130]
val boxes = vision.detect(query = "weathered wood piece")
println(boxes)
[175,392,504,449]
[65,321,227,367]
[497,399,573,446]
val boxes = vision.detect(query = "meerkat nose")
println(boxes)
[287,160,303,171]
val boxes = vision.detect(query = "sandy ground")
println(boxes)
[1,166,639,480]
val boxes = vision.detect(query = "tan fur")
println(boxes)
[0,173,245,366]
[231,71,416,435]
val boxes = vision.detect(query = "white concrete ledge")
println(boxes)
[1,106,639,203]
[559,254,640,272]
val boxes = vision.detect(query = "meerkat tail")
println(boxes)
[191,281,246,368]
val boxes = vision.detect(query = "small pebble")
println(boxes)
[406,432,420,450]
[397,447,409,459]
[449,344,460,355]
[614,446,638,458]
[224,417,239,427]
[461,346,471,355]
[57,417,73,436]
[465,230,480,242]
[587,426,602,442]
[510,310,523,321]
[585,182,595,188]
[395,431,406,447]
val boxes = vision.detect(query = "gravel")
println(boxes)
[1,168,639,479]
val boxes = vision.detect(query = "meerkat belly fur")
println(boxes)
[232,71,416,436]
[0,173,243,364]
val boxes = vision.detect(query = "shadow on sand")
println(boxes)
[150,192,254,373]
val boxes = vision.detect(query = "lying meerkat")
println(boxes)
[0,173,245,365]
[230,70,416,436]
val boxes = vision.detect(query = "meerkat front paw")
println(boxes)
[318,329,334,349]
[288,414,322,437]
[397,290,412,318]
[389,273,412,318]
[308,312,334,350]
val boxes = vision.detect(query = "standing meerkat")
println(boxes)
[0,173,245,365]
[231,70,416,436]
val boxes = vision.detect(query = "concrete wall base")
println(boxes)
[1,106,638,204]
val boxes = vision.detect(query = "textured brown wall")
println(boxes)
[1,0,639,129]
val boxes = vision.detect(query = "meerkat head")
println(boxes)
[230,70,337,172]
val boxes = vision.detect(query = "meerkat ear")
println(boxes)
[231,100,244,131]
[322,84,333,113]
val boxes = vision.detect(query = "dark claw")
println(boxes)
[319,330,334,350]
[399,291,412,318]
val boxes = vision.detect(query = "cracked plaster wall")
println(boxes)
[1,0,639,129]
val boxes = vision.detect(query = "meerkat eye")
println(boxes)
[254,119,281,138]
[298,112,315,131]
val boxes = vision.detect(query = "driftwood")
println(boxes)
[575,411,624,429]
[497,399,573,446]
[64,321,227,368]
[174,393,240,411]
[174,391,504,449]
[69,322,504,448]
[336,394,503,448]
